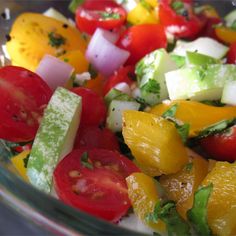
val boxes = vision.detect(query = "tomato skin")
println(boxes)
[200,17,222,40]
[159,0,206,39]
[117,24,167,65]
[200,125,236,162]
[74,125,120,151]
[70,87,107,127]
[54,149,140,222]
[75,0,127,35]
[103,66,135,96]
[227,42,236,64]
[0,66,52,142]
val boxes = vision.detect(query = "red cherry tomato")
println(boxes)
[117,24,167,65]
[0,66,52,142]
[54,149,140,222]
[70,87,107,127]
[227,42,236,64]
[159,0,206,39]
[103,66,135,96]
[200,125,236,162]
[74,125,120,151]
[75,0,127,35]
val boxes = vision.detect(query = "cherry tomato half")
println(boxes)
[117,24,167,65]
[103,66,135,96]
[54,149,140,222]
[227,42,236,64]
[75,0,127,35]
[159,0,206,39]
[0,66,52,142]
[70,87,107,127]
[74,125,120,151]
[200,125,236,162]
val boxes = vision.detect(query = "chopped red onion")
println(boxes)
[86,28,130,77]
[36,55,74,91]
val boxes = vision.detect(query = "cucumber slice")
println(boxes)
[170,54,186,68]
[186,51,220,66]
[27,87,82,193]
[221,81,236,105]
[107,100,140,132]
[173,37,228,59]
[165,64,236,101]
[225,9,236,28]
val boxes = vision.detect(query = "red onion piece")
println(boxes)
[86,28,130,77]
[36,55,74,91]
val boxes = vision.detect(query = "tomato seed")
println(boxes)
[69,170,81,178]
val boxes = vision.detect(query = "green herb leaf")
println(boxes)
[171,1,184,11]
[196,118,236,139]
[23,153,30,168]
[69,0,85,13]
[176,123,190,144]
[48,32,66,48]
[162,104,178,119]
[141,79,160,97]
[81,152,93,169]
[100,12,120,20]
[187,184,213,236]
[146,200,191,236]
[88,63,98,79]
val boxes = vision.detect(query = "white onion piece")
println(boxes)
[114,82,131,96]
[74,72,91,86]
[36,55,74,91]
[86,28,130,77]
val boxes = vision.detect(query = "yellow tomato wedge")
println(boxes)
[6,13,88,71]
[122,110,188,176]
[150,100,236,137]
[126,173,166,233]
[160,149,209,219]
[202,162,236,236]
[11,150,30,181]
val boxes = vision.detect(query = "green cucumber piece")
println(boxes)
[107,100,140,132]
[221,81,236,105]
[165,64,236,101]
[186,51,220,66]
[225,9,236,28]
[170,54,186,68]
[27,87,82,193]
[173,37,228,59]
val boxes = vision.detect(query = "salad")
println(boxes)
[1,0,236,235]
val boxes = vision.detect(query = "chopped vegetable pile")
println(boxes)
[1,0,236,235]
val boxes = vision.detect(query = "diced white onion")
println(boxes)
[36,55,74,91]
[114,82,131,96]
[74,72,91,86]
[86,28,130,77]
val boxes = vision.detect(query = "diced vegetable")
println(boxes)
[27,87,82,193]
[221,81,236,105]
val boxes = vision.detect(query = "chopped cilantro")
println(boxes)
[88,63,98,79]
[162,104,178,119]
[187,184,213,236]
[146,200,191,236]
[100,12,120,20]
[135,97,149,111]
[171,0,189,19]
[23,154,30,168]
[48,32,66,48]
[81,152,93,169]
[141,80,160,97]
[175,123,190,144]
[64,58,69,63]
[69,0,84,13]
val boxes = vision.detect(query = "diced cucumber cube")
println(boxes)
[221,81,236,105]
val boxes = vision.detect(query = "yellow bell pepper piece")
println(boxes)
[11,150,30,181]
[215,26,236,45]
[122,110,188,176]
[126,173,166,233]
[127,1,159,25]
[160,149,209,219]
[150,100,236,137]
[198,4,220,18]
[202,162,236,236]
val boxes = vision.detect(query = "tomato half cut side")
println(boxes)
[53,149,140,222]
[75,0,127,35]
[0,66,52,142]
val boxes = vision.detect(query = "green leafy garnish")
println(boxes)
[81,152,93,169]
[141,80,160,98]
[146,200,191,236]
[195,118,236,139]
[175,123,190,144]
[100,12,120,20]
[48,32,66,48]
[187,184,213,236]
[171,1,188,18]
[69,0,84,13]
[88,63,98,79]
[23,154,30,168]
[162,104,178,119]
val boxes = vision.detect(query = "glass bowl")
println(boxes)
[0,1,234,235]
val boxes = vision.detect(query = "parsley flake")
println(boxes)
[81,152,93,169]
[48,32,66,48]
[100,12,120,20]
[23,154,30,168]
